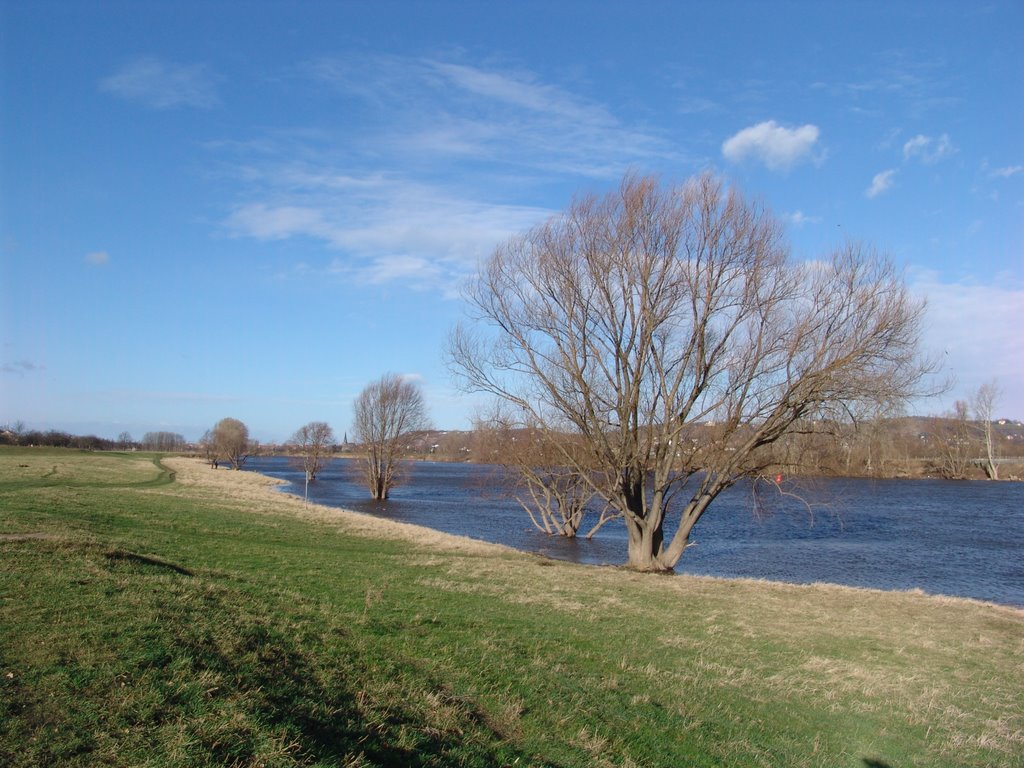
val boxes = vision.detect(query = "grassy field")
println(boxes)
[1,447,1021,767]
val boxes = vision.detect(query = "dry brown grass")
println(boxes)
[161,457,514,559]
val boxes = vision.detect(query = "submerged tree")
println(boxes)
[449,172,934,571]
[474,405,616,538]
[353,373,430,500]
[288,421,336,481]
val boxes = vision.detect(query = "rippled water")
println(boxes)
[247,457,1024,607]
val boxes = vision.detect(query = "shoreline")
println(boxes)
[164,456,518,560]
[171,456,1024,615]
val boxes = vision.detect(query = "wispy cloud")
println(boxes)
[304,55,678,178]
[902,133,956,164]
[866,169,897,198]
[224,205,329,241]
[675,96,720,115]
[217,56,682,291]
[428,61,601,121]
[358,255,442,285]
[99,57,219,109]
[223,172,552,293]
[842,50,962,118]
[721,120,821,171]
[84,250,110,266]
[786,210,820,227]
[1,359,44,375]
[990,164,1023,178]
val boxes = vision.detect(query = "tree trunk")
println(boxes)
[372,474,388,500]
[625,517,670,571]
[658,490,721,569]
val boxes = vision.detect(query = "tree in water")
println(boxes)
[474,406,616,538]
[288,421,336,481]
[353,373,430,500]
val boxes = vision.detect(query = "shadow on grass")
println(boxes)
[155,596,537,767]
[2,538,537,768]
[863,759,893,768]
[104,548,194,576]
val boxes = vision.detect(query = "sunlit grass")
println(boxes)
[0,447,171,489]
[1,448,1021,767]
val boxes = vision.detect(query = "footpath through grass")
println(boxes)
[1,447,1021,767]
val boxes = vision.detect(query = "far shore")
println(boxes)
[250,448,1024,481]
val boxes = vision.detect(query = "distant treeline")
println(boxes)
[0,428,187,452]
[3,417,1023,480]
[0,429,120,450]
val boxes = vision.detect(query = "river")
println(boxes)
[246,457,1024,607]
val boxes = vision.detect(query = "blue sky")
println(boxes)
[1,1,1021,442]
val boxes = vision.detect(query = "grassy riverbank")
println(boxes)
[1,447,1021,767]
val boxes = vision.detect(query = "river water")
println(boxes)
[246,457,1023,607]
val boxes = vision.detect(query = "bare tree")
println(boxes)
[449,172,934,571]
[141,431,187,452]
[352,373,430,500]
[289,421,336,481]
[971,380,1001,480]
[211,417,252,470]
[934,401,975,479]
[198,429,218,468]
[474,406,617,538]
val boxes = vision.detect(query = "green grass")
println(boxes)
[1,447,1021,767]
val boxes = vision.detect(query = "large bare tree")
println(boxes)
[288,421,336,481]
[353,373,431,500]
[449,173,933,571]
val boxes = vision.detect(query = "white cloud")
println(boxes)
[721,120,821,171]
[99,57,219,109]
[990,165,1023,178]
[224,171,552,293]
[910,271,1024,418]
[224,205,330,241]
[786,210,820,226]
[865,169,897,198]
[339,254,442,286]
[902,133,956,164]
[84,250,110,266]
